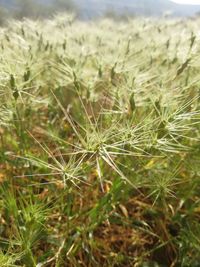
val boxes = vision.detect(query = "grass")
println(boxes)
[0,13,200,266]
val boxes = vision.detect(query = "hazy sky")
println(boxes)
[171,0,200,4]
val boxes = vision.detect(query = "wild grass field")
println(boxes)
[0,14,200,266]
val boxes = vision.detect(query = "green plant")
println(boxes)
[0,14,199,267]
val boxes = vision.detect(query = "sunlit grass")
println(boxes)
[0,14,199,266]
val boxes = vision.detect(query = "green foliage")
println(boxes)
[0,14,199,266]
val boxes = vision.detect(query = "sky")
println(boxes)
[171,0,200,4]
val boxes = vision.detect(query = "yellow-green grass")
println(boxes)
[0,14,199,266]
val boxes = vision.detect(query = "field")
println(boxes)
[0,14,200,266]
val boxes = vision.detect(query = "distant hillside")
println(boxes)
[0,0,200,19]
[73,0,200,18]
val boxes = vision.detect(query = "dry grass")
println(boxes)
[0,14,199,266]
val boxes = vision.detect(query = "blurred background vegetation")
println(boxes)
[0,0,200,25]
[0,0,76,24]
